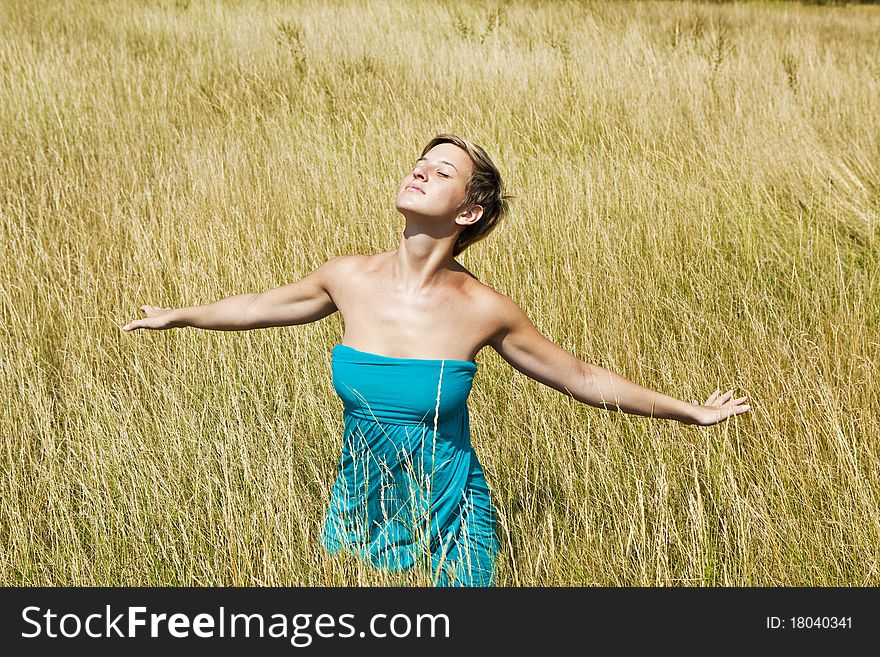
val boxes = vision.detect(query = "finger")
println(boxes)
[727,395,748,406]
[718,389,734,405]
[705,388,720,405]
[722,405,750,420]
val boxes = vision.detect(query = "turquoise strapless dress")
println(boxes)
[321,343,500,587]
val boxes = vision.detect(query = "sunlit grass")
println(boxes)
[1,0,878,586]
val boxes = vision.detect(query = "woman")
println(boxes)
[122,133,750,587]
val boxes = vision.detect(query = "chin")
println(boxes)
[395,197,419,212]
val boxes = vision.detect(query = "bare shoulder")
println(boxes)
[464,279,529,351]
[472,283,536,355]
[322,253,370,279]
[468,283,587,398]
[327,253,370,270]
[312,254,369,303]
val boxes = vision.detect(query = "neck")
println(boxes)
[392,232,458,294]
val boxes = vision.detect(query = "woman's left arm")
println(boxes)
[485,292,750,427]
[582,365,749,425]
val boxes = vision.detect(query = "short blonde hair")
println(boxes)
[419,133,512,257]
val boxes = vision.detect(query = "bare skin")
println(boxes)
[122,142,750,427]
[331,251,488,362]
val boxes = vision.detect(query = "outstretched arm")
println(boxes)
[121,255,349,332]
[486,293,750,426]
[576,364,748,426]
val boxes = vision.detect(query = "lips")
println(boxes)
[405,185,425,194]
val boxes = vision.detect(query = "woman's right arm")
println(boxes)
[121,255,348,332]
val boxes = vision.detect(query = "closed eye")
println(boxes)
[411,163,452,178]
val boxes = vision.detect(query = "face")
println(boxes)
[395,143,477,223]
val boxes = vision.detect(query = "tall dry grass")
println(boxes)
[1,0,878,586]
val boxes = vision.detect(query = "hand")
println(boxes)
[121,305,178,331]
[689,388,750,426]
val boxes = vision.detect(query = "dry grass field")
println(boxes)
[1,0,878,585]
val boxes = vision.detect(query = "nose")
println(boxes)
[412,164,427,181]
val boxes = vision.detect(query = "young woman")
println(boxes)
[122,133,750,587]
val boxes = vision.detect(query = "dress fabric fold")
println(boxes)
[321,343,500,587]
